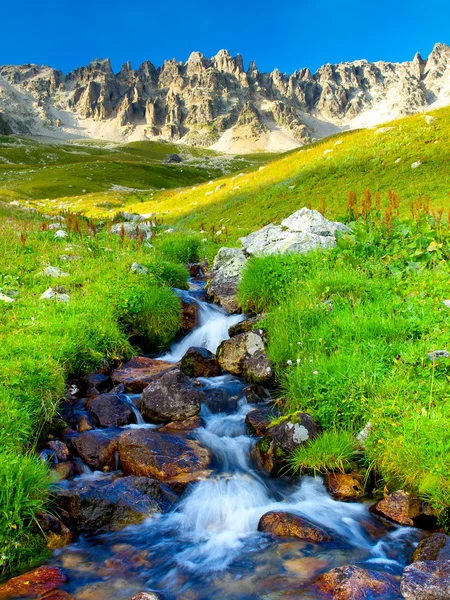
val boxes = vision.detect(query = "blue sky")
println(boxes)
[2,0,449,74]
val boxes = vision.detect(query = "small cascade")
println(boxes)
[160,290,244,362]
[119,393,145,425]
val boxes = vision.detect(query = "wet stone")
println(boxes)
[180,347,221,378]
[246,405,278,436]
[401,560,450,599]
[370,489,435,527]
[258,511,332,542]
[326,473,365,501]
[68,429,120,471]
[312,564,400,599]
[112,356,176,392]
[0,566,67,599]
[140,368,203,422]
[86,392,136,428]
[412,533,450,562]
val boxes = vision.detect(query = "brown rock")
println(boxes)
[245,405,278,436]
[312,565,400,599]
[0,566,67,599]
[47,440,70,462]
[77,413,94,432]
[401,560,450,599]
[412,533,450,562]
[140,368,203,422]
[86,393,135,428]
[41,592,74,600]
[36,512,73,550]
[50,461,73,482]
[186,263,201,277]
[370,489,425,526]
[326,473,365,501]
[181,300,198,332]
[158,416,202,432]
[112,357,176,392]
[180,347,221,378]
[258,511,332,542]
[68,429,119,471]
[118,428,211,484]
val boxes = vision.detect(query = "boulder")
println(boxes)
[140,368,203,422]
[412,533,450,562]
[216,330,272,383]
[245,405,278,436]
[131,594,162,600]
[69,429,120,471]
[118,429,211,488]
[163,153,182,164]
[83,372,112,395]
[228,314,268,337]
[41,266,69,278]
[312,565,400,599]
[110,222,152,240]
[256,413,319,474]
[54,476,177,535]
[258,511,331,542]
[187,262,202,277]
[159,416,203,432]
[326,473,365,501]
[205,247,247,313]
[36,511,73,550]
[239,208,349,257]
[131,262,149,275]
[180,347,221,378]
[40,287,70,302]
[370,490,436,527]
[401,560,450,599]
[111,357,176,392]
[0,566,67,599]
[86,393,135,428]
[241,383,271,403]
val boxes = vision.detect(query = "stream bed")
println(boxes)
[45,279,423,599]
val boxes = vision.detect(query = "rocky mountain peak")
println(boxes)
[0,44,449,153]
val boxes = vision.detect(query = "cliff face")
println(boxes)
[0,44,449,152]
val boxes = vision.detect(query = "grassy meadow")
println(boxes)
[0,105,450,575]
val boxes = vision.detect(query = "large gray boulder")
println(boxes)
[205,247,247,313]
[110,222,152,240]
[239,208,350,256]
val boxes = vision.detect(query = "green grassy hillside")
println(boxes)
[72,106,449,239]
[0,136,276,208]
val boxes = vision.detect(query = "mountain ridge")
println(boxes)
[0,43,449,152]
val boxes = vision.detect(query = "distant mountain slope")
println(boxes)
[0,44,449,152]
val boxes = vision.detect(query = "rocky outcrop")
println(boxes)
[239,208,350,256]
[256,413,319,474]
[140,368,204,422]
[258,511,332,542]
[54,475,176,535]
[312,565,400,599]
[205,247,247,313]
[1,44,449,151]
[0,113,12,135]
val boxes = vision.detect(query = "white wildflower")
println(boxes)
[287,360,293,366]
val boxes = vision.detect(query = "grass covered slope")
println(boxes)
[0,203,211,574]
[238,205,450,517]
[97,106,450,239]
[0,136,275,209]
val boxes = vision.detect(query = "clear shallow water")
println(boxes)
[49,286,422,599]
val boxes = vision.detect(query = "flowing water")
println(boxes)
[48,281,423,599]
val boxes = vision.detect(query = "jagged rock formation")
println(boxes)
[0,44,449,152]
